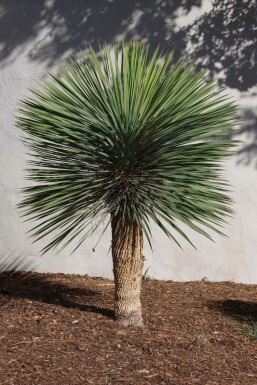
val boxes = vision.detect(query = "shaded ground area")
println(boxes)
[0,272,256,384]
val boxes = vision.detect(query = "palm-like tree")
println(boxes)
[17,42,236,326]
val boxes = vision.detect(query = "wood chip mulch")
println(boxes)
[0,271,256,385]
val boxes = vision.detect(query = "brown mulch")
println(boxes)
[0,272,256,385]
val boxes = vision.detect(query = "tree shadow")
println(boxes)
[1,0,255,91]
[0,0,200,68]
[220,107,257,168]
[236,108,257,167]
[185,0,257,91]
[0,271,114,319]
[208,299,257,323]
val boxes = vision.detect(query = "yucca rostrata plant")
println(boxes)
[17,42,236,326]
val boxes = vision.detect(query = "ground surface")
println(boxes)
[0,272,256,385]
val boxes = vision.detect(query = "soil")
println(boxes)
[0,271,256,385]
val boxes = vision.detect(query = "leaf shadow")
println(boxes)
[0,271,114,319]
[208,299,257,323]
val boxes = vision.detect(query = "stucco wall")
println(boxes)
[0,0,256,282]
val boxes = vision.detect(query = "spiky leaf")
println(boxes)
[17,42,237,253]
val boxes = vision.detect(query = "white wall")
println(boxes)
[0,0,256,282]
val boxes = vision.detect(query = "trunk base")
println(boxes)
[115,306,143,326]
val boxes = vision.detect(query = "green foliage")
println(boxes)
[17,42,237,253]
[142,267,151,281]
[240,322,257,341]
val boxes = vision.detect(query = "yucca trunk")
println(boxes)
[111,216,144,326]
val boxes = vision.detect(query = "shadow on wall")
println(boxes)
[236,108,257,167]
[0,251,39,272]
[185,0,257,92]
[0,0,256,90]
[0,0,199,67]
[0,0,256,165]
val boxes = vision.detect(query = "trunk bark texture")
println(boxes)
[111,216,144,326]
